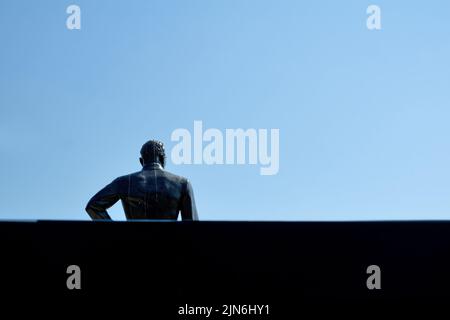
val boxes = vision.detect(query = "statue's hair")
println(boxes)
[140,140,166,167]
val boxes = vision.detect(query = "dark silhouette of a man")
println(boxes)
[86,140,198,221]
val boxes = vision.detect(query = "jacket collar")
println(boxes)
[142,162,163,171]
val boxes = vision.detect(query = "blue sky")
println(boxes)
[1,0,450,220]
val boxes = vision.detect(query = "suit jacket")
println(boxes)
[86,163,198,221]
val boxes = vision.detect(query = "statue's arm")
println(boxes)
[85,178,121,220]
[180,179,199,221]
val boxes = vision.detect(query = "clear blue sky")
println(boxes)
[1,0,449,221]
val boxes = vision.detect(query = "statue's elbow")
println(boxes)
[85,202,96,219]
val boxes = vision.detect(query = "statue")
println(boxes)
[85,140,198,221]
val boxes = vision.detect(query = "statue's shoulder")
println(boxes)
[112,171,141,184]
[161,169,188,185]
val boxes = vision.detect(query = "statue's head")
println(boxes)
[139,140,166,168]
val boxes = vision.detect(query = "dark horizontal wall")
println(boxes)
[1,221,449,311]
